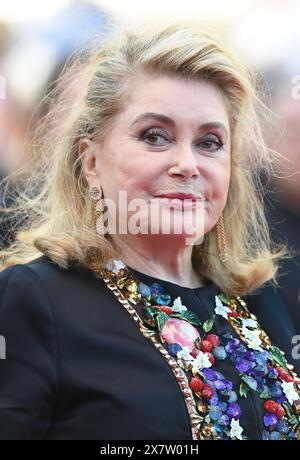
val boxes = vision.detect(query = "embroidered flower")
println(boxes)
[176,346,194,361]
[281,381,299,405]
[241,326,257,340]
[171,297,187,313]
[192,351,212,372]
[241,327,263,351]
[241,318,258,328]
[214,296,231,319]
[106,259,125,275]
[247,338,264,352]
[229,419,244,440]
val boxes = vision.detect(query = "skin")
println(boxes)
[81,75,231,288]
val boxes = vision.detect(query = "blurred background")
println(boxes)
[0,0,299,330]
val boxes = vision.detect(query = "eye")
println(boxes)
[198,134,224,152]
[141,128,172,146]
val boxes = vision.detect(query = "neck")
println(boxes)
[112,234,205,289]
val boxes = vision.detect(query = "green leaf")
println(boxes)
[195,337,202,350]
[239,382,249,398]
[282,402,293,419]
[204,414,211,424]
[179,310,202,327]
[218,293,230,305]
[260,389,271,399]
[203,315,215,333]
[240,374,258,392]
[145,306,161,319]
[156,312,169,331]
[269,345,288,371]
[289,415,298,426]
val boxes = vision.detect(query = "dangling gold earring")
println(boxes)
[89,185,105,235]
[216,213,228,264]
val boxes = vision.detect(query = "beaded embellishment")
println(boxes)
[95,259,300,440]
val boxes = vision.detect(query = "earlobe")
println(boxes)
[79,138,98,182]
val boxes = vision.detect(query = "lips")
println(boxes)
[158,193,204,201]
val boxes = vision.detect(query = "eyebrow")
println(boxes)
[131,112,228,135]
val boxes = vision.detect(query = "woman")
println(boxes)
[0,21,299,441]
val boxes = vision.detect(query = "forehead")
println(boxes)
[120,75,230,128]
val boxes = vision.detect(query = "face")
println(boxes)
[83,75,231,242]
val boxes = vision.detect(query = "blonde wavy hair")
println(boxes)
[0,20,288,296]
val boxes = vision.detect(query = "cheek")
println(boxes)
[101,154,161,201]
[207,161,231,208]
[116,148,163,192]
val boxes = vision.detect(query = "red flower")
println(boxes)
[206,334,220,348]
[276,405,285,419]
[263,400,279,414]
[228,309,239,318]
[189,377,203,393]
[277,367,294,382]
[200,340,213,353]
[152,306,173,314]
[201,384,214,399]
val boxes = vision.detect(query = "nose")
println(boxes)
[167,143,200,180]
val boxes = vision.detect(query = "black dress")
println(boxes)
[0,255,299,440]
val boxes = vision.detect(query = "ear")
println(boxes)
[79,137,100,187]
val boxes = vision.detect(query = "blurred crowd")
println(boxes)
[0,0,299,332]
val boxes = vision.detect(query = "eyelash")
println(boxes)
[140,128,224,152]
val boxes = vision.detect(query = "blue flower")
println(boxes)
[202,368,218,381]
[228,391,238,403]
[218,401,228,412]
[263,413,278,431]
[225,339,240,354]
[252,364,267,379]
[268,367,279,379]
[137,282,151,298]
[210,392,219,405]
[167,343,182,356]
[218,414,230,426]
[277,420,289,434]
[270,382,283,398]
[236,358,254,374]
[209,406,223,421]
[227,402,242,420]
[215,380,226,391]
[212,346,227,360]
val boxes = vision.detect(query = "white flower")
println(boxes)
[192,351,212,373]
[177,346,194,362]
[241,326,263,351]
[229,419,243,440]
[241,326,260,341]
[106,259,125,275]
[172,297,187,313]
[247,337,263,352]
[214,296,231,319]
[282,381,300,405]
[241,318,258,328]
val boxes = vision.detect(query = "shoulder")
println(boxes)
[0,255,105,298]
[243,281,294,333]
[243,281,299,373]
[0,257,58,333]
[0,255,109,325]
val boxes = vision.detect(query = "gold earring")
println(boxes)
[216,213,228,264]
[89,186,105,235]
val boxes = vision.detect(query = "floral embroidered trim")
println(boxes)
[94,259,300,440]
